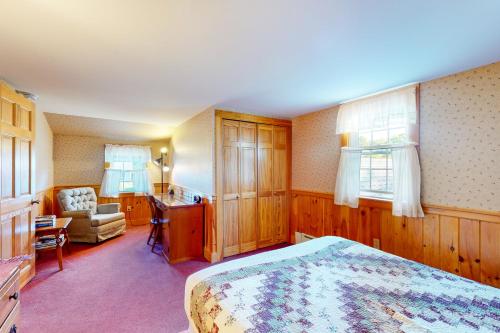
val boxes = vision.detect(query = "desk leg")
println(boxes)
[63,229,71,254]
[56,235,63,271]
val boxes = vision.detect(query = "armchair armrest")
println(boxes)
[97,203,121,214]
[61,209,92,219]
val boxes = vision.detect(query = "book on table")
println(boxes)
[35,235,65,250]
[35,215,57,229]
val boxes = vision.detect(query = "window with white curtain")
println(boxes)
[100,144,154,197]
[334,85,424,217]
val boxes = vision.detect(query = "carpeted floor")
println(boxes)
[21,225,285,333]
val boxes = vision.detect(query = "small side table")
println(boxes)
[35,217,72,271]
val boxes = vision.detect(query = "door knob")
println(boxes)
[31,199,40,205]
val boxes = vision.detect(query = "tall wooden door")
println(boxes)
[222,120,240,256]
[257,124,274,248]
[239,122,257,253]
[273,126,289,243]
[0,83,36,287]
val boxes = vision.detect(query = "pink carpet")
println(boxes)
[20,225,286,333]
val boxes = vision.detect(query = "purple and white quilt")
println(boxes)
[185,236,500,333]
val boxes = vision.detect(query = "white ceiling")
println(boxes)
[44,112,173,141]
[1,1,499,130]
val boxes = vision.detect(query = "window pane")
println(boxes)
[389,127,407,144]
[372,130,388,146]
[123,171,132,181]
[371,169,387,191]
[361,154,370,168]
[388,154,393,169]
[371,153,387,169]
[360,168,370,190]
[122,181,134,191]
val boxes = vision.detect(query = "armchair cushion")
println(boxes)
[90,212,126,227]
[58,187,98,214]
[97,203,121,214]
[61,209,92,219]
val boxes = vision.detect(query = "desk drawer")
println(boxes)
[0,270,19,328]
[0,302,19,333]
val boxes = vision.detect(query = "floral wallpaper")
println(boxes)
[53,134,169,186]
[292,106,341,193]
[292,62,500,211]
[419,62,500,211]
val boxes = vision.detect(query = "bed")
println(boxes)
[185,236,500,333]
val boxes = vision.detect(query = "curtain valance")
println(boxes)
[336,85,418,143]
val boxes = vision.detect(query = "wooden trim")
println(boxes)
[0,81,35,110]
[291,189,500,224]
[215,109,292,127]
[215,114,224,261]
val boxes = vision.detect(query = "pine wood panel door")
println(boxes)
[239,122,257,253]
[222,120,240,256]
[257,124,274,248]
[273,126,288,243]
[0,83,36,287]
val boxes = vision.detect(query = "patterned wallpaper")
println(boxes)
[292,62,500,211]
[292,106,341,193]
[53,135,169,186]
[420,62,500,211]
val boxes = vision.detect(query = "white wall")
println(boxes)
[34,110,54,192]
[168,107,215,195]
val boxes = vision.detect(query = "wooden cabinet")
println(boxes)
[218,113,290,258]
[156,196,205,264]
[222,121,258,255]
[0,267,20,333]
[0,83,36,288]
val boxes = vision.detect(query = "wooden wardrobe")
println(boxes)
[216,111,291,258]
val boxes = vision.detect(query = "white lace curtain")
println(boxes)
[392,145,424,217]
[334,148,361,208]
[100,144,154,197]
[334,85,424,217]
[336,85,418,144]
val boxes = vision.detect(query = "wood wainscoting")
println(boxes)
[291,189,500,288]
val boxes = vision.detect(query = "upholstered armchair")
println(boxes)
[57,187,126,243]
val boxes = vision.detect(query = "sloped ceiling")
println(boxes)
[45,113,172,141]
[1,1,499,128]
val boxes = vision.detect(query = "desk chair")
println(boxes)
[146,195,169,253]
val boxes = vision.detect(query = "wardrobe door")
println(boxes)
[222,120,240,256]
[239,122,257,253]
[273,126,288,243]
[257,124,274,248]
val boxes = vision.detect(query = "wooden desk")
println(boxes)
[35,218,72,271]
[154,195,204,264]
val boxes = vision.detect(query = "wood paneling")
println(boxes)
[215,112,291,260]
[459,218,480,281]
[439,216,459,274]
[480,222,500,287]
[0,82,36,288]
[423,214,440,268]
[291,189,500,287]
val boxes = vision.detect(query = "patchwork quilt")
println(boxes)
[185,237,500,333]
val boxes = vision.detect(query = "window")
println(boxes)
[336,85,419,203]
[109,161,142,192]
[100,145,153,197]
[356,126,407,199]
